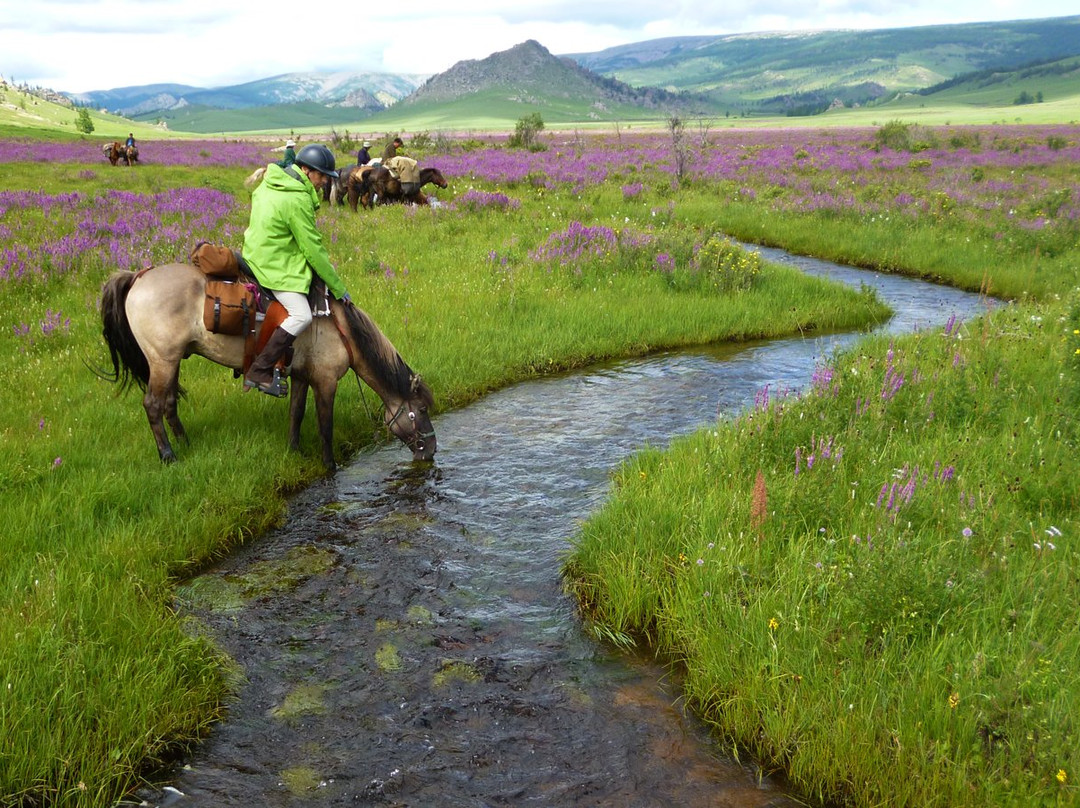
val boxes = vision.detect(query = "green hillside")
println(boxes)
[0,82,172,140]
[916,56,1080,107]
[599,17,1080,115]
[130,101,373,135]
[364,87,689,130]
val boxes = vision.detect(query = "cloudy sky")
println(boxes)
[3,0,1076,93]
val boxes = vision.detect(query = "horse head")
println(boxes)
[334,300,437,460]
[384,374,437,461]
[422,167,448,189]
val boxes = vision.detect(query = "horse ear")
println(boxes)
[409,374,421,395]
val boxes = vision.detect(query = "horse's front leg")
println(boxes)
[143,364,180,463]
[313,379,339,472]
[288,375,310,454]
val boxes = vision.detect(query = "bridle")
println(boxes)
[385,398,435,457]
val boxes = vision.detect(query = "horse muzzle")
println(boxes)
[411,430,436,462]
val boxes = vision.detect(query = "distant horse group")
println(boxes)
[243,151,449,211]
[331,163,448,211]
[104,142,138,166]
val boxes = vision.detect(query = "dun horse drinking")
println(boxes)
[100,263,436,470]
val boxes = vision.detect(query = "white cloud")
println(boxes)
[1,0,1075,92]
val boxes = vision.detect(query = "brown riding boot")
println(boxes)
[244,327,296,397]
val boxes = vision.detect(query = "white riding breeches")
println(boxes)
[273,290,313,337]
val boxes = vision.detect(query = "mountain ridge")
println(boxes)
[69,71,429,117]
[43,14,1080,131]
[401,39,695,113]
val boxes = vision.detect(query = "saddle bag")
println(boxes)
[204,278,256,336]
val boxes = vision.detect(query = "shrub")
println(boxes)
[74,107,94,135]
[694,235,762,293]
[508,113,545,151]
[874,120,913,152]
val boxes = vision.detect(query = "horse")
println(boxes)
[243,166,267,189]
[103,142,138,166]
[99,263,437,471]
[247,165,335,203]
[329,164,365,207]
[350,165,448,211]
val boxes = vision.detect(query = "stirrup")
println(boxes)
[244,368,288,398]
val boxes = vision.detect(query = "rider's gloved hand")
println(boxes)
[341,292,352,305]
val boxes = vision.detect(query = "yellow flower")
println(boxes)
[948,692,960,709]
[768,617,779,631]
[1057,769,1068,784]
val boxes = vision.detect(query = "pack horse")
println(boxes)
[99,263,436,470]
[104,142,138,166]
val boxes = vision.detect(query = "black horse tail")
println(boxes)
[99,271,150,393]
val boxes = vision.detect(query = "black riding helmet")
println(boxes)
[295,144,339,178]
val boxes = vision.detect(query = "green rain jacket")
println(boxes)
[242,163,347,299]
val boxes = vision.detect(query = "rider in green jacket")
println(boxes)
[241,143,350,397]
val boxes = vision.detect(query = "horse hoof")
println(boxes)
[160,450,177,464]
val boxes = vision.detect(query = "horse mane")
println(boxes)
[339,302,434,408]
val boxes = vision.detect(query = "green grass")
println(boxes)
[4,121,1079,806]
[0,85,177,140]
[565,298,1080,806]
[0,156,885,806]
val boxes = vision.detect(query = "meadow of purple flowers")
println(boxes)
[436,126,1080,251]
[1,187,241,282]
[0,138,278,166]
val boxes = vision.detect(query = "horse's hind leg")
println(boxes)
[144,363,181,463]
[287,376,310,454]
[164,383,187,446]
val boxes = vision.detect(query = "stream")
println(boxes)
[142,249,994,807]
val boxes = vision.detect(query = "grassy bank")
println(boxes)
[563,127,1080,806]
[1,150,884,805]
[566,297,1080,806]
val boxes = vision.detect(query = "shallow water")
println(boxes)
[148,252,993,807]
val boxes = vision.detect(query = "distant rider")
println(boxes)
[382,136,403,161]
[279,139,297,167]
